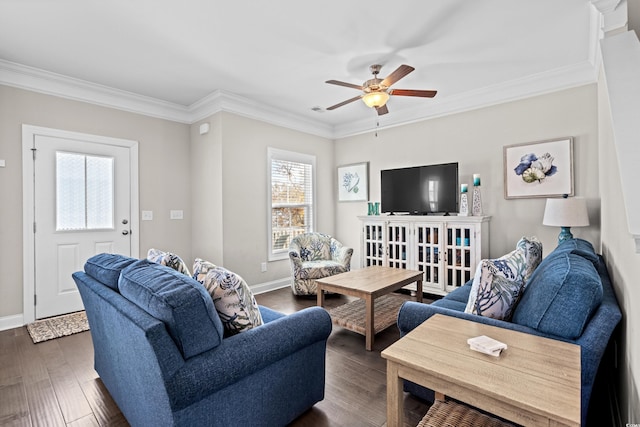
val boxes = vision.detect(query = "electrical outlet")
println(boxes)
[261,262,267,272]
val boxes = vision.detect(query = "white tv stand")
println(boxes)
[359,215,490,296]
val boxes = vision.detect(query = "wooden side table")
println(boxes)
[381,314,581,427]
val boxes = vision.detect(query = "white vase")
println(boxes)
[459,193,469,216]
[472,186,483,216]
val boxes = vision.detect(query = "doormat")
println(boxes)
[26,311,89,344]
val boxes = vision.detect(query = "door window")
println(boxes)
[56,151,114,231]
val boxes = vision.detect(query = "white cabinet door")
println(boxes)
[413,222,443,293]
[386,222,410,270]
[442,224,477,293]
[362,221,386,267]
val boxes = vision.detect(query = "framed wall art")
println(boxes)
[503,137,574,199]
[338,162,369,202]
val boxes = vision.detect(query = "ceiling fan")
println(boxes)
[325,64,437,116]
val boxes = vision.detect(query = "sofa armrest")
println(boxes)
[397,301,548,339]
[166,306,332,410]
[288,250,303,269]
[332,245,353,268]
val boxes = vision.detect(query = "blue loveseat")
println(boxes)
[397,239,621,427]
[72,253,332,427]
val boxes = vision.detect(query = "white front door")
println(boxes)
[24,127,138,320]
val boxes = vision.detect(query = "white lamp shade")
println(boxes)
[362,91,390,108]
[543,197,590,227]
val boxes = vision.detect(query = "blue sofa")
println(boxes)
[72,253,332,427]
[397,239,621,427]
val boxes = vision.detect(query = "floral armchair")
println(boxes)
[288,232,353,295]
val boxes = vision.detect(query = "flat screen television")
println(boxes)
[381,162,459,215]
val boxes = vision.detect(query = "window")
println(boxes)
[56,151,114,231]
[268,148,315,261]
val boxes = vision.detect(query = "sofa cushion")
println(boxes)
[147,248,191,276]
[444,282,472,303]
[294,233,332,261]
[551,238,600,267]
[512,252,603,339]
[84,253,137,290]
[299,260,349,279]
[118,259,224,358]
[193,259,264,336]
[464,237,542,320]
[432,298,468,311]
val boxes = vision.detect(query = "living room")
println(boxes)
[0,1,639,425]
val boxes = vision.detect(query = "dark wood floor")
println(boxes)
[0,288,430,427]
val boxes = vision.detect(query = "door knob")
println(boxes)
[122,219,129,225]
[122,230,129,235]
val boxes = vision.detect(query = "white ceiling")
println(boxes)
[0,0,626,138]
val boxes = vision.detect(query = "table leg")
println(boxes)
[365,295,374,351]
[317,286,325,307]
[416,279,423,303]
[386,360,403,427]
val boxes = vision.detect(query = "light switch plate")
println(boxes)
[170,210,183,220]
[141,211,153,221]
[0,159,5,167]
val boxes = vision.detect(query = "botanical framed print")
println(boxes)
[338,162,369,202]
[503,137,574,199]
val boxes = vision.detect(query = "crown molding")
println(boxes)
[188,90,334,138]
[332,60,598,138]
[0,59,334,137]
[0,59,193,123]
[0,50,599,141]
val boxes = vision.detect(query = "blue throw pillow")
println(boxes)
[511,252,603,339]
[118,259,224,359]
[84,253,137,290]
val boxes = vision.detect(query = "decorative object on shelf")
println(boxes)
[368,202,374,215]
[459,186,469,216]
[543,195,589,244]
[472,187,483,216]
[471,174,482,216]
[338,162,369,202]
[374,201,380,215]
[503,137,574,199]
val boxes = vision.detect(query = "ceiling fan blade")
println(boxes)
[390,89,437,98]
[327,95,362,110]
[326,80,363,90]
[381,64,415,87]
[376,104,389,115]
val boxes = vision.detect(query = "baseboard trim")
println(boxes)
[251,277,290,295]
[0,313,25,331]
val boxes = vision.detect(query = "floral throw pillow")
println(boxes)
[147,248,191,276]
[464,236,542,320]
[193,259,263,336]
[192,258,217,283]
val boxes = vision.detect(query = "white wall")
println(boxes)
[599,51,640,424]
[190,112,335,287]
[0,85,192,320]
[335,85,600,267]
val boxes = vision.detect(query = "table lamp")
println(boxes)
[543,195,589,244]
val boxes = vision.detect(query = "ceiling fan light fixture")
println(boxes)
[362,91,389,108]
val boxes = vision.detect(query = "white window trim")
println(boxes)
[267,147,316,261]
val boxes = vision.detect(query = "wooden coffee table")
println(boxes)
[382,314,581,427]
[316,266,423,351]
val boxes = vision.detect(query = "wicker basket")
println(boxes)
[417,400,516,427]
